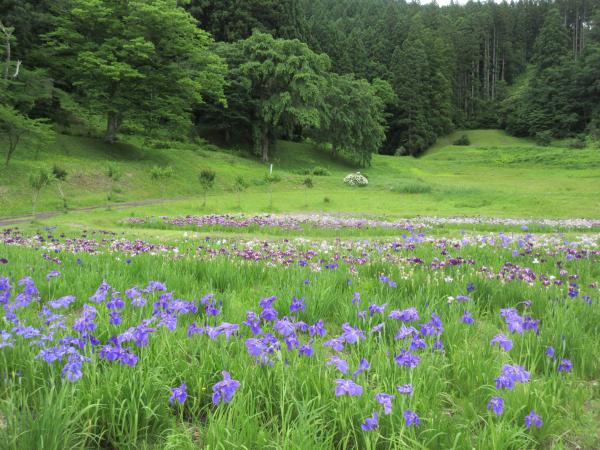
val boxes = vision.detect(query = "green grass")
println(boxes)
[0,130,599,226]
[1,227,599,449]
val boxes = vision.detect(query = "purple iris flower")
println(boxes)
[290,297,305,313]
[487,396,504,416]
[212,371,240,405]
[388,307,419,322]
[461,310,474,325]
[326,356,349,374]
[46,270,61,280]
[341,323,365,344]
[395,325,418,341]
[351,358,370,378]
[394,349,421,368]
[48,295,76,309]
[490,333,513,351]
[170,383,187,404]
[375,393,395,415]
[323,337,345,352]
[524,410,543,429]
[558,359,572,373]
[396,384,413,396]
[368,303,387,316]
[334,379,363,397]
[545,346,555,358]
[403,410,420,427]
[274,318,296,337]
[89,281,110,303]
[361,412,379,431]
[308,320,327,337]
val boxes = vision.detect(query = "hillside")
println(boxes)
[1,130,599,221]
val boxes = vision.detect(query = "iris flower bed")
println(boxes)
[0,224,599,449]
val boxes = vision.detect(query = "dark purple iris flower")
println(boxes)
[375,392,395,415]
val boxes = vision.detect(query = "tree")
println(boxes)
[28,167,54,217]
[150,165,174,197]
[44,0,226,143]
[199,168,215,207]
[0,104,52,166]
[233,175,247,209]
[229,31,330,162]
[312,73,390,166]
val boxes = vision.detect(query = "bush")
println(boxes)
[535,131,552,147]
[323,196,331,203]
[150,166,174,181]
[199,169,216,186]
[567,137,587,149]
[453,134,471,146]
[264,173,282,183]
[303,177,313,188]
[312,166,331,176]
[391,182,433,194]
[52,164,68,181]
[343,172,368,187]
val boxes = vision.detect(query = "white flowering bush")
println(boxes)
[343,172,368,187]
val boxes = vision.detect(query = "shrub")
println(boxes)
[312,166,331,176]
[106,163,122,181]
[391,182,433,194]
[535,131,552,147]
[343,172,368,187]
[303,177,313,189]
[395,145,409,156]
[453,134,471,146]
[199,169,216,207]
[264,173,282,183]
[323,197,331,203]
[52,164,68,181]
[567,137,587,149]
[150,166,174,181]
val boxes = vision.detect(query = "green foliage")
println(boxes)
[311,166,331,176]
[535,131,552,147]
[567,137,587,149]
[312,73,389,166]
[453,134,471,146]
[264,173,282,184]
[199,168,216,206]
[106,163,122,181]
[302,176,313,189]
[391,182,433,194]
[27,167,53,216]
[150,166,174,182]
[215,31,330,162]
[0,104,55,166]
[51,164,68,181]
[43,0,226,143]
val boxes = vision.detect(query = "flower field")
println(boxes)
[1,217,599,449]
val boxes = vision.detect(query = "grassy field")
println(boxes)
[1,225,599,449]
[1,129,599,449]
[1,130,599,223]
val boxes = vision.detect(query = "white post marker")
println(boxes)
[269,164,273,176]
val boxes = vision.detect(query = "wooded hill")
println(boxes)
[1,0,599,166]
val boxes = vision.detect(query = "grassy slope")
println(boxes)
[0,130,599,222]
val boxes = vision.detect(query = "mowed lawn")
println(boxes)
[0,130,599,222]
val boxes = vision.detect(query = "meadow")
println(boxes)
[1,130,599,220]
[0,217,599,449]
[1,131,600,449]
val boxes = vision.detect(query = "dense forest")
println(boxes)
[1,0,599,165]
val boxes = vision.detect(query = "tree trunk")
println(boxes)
[105,112,119,143]
[331,143,337,158]
[261,130,269,163]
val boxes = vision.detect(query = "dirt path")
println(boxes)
[0,198,174,226]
